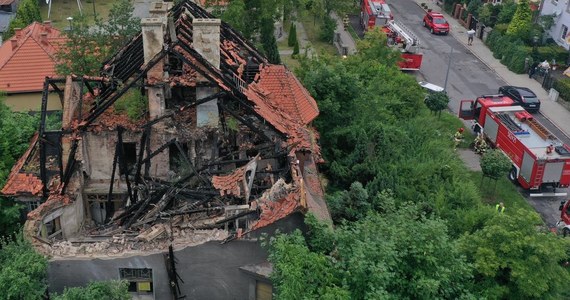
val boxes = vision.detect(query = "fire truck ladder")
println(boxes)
[387,21,420,53]
[534,162,545,187]
[526,118,555,140]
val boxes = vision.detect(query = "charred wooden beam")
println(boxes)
[139,138,177,166]
[133,128,150,204]
[116,127,134,202]
[80,51,166,129]
[214,209,256,225]
[217,102,273,142]
[107,141,120,219]
[159,206,223,218]
[60,139,79,195]
[123,190,165,229]
[39,78,50,198]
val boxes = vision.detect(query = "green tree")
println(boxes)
[424,91,450,117]
[292,40,300,56]
[56,14,109,76]
[0,93,37,238]
[221,0,247,37]
[506,0,532,38]
[459,210,570,299]
[0,233,48,299]
[52,280,130,300]
[2,0,42,40]
[103,0,141,54]
[480,149,512,180]
[288,23,297,47]
[57,0,141,76]
[260,18,281,64]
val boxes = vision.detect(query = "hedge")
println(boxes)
[486,30,530,74]
[535,45,568,65]
[553,78,570,102]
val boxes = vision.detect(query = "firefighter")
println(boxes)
[453,128,464,150]
[496,202,505,214]
[546,144,553,154]
[474,133,488,154]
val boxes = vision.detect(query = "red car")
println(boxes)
[422,12,449,35]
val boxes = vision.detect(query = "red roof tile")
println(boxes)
[0,0,15,5]
[0,22,65,93]
[255,65,319,125]
[1,133,43,196]
[212,166,245,197]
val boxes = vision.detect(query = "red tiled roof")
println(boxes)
[255,65,319,125]
[1,133,43,196]
[0,0,15,5]
[251,192,300,230]
[212,166,245,197]
[0,21,65,93]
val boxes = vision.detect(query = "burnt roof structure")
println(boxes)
[2,0,329,259]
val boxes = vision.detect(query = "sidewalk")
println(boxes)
[277,15,315,57]
[415,0,570,138]
[330,12,358,55]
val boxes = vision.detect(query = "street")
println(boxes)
[353,0,569,227]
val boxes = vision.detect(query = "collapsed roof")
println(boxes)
[2,0,329,257]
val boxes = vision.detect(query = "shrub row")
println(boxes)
[486,29,530,74]
[486,28,568,74]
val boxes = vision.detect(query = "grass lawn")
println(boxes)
[468,170,534,213]
[281,54,301,70]
[40,0,115,29]
[297,11,337,56]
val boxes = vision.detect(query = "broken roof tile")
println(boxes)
[1,133,43,196]
[212,166,245,197]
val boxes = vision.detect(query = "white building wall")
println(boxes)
[541,0,570,50]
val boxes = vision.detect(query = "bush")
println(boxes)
[114,89,147,120]
[553,78,570,102]
[486,30,531,74]
[288,23,297,47]
[493,23,510,34]
[319,15,336,43]
[536,44,568,65]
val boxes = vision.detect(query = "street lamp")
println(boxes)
[67,16,73,31]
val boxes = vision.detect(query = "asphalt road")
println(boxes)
[352,0,568,227]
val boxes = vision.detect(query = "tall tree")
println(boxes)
[260,18,281,63]
[506,0,532,39]
[221,0,247,37]
[424,91,450,117]
[56,0,141,76]
[0,234,48,299]
[103,0,141,54]
[459,209,570,299]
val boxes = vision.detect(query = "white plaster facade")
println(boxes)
[541,0,570,49]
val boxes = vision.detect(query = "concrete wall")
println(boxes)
[81,131,140,180]
[61,193,85,238]
[48,240,267,300]
[48,214,307,299]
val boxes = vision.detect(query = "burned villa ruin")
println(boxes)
[1,1,329,298]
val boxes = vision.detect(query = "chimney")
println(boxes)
[43,21,52,31]
[10,38,17,50]
[40,33,48,44]
[192,18,221,69]
[14,28,22,38]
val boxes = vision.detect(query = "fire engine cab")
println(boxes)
[459,95,570,196]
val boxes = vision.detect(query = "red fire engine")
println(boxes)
[558,200,570,235]
[361,0,393,31]
[459,95,570,196]
[360,0,423,71]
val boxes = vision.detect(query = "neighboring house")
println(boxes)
[0,21,64,111]
[0,0,18,13]
[2,1,329,299]
[0,11,15,40]
[540,0,570,50]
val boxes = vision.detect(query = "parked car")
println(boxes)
[498,86,541,113]
[422,12,449,35]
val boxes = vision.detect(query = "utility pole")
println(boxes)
[444,46,453,92]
